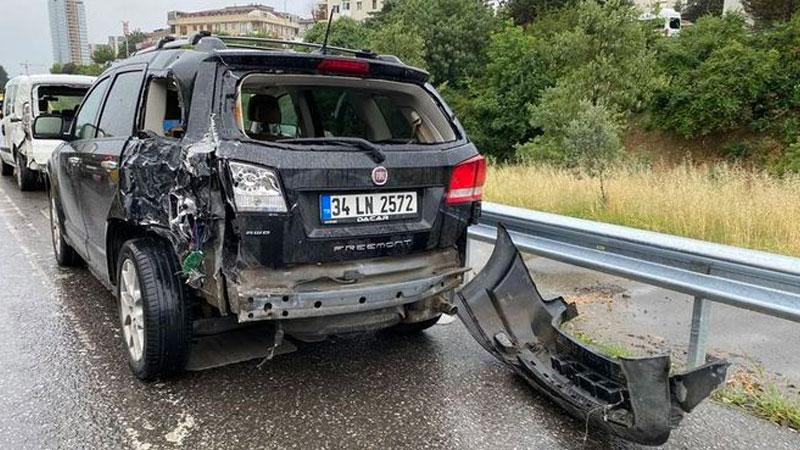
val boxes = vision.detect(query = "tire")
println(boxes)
[0,160,12,176]
[49,195,81,267]
[117,238,192,380]
[391,315,442,334]
[15,152,38,191]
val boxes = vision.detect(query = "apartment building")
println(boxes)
[320,0,385,21]
[48,0,91,65]
[167,4,301,40]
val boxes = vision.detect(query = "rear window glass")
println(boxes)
[236,75,456,145]
[34,85,89,118]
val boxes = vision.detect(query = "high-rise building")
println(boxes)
[48,0,91,65]
[319,0,384,22]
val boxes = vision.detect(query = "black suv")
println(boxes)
[41,34,484,379]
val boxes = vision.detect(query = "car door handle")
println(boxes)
[100,160,118,171]
[68,157,81,166]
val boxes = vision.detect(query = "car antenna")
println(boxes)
[321,5,339,55]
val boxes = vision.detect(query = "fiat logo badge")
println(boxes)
[372,166,388,186]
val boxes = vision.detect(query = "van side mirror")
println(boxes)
[32,115,65,140]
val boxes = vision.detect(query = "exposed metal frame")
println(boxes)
[469,202,800,367]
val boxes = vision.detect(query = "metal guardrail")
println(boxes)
[468,202,800,367]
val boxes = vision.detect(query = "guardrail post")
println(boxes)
[687,297,712,367]
[465,237,474,283]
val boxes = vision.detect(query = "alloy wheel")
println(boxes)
[119,259,145,362]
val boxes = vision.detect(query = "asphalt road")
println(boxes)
[0,175,798,450]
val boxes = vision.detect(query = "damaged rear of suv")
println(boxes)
[47,33,482,380]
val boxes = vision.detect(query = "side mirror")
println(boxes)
[32,115,66,140]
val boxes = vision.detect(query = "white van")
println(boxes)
[640,8,682,37]
[1,74,95,190]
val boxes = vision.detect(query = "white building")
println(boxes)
[320,0,385,22]
[48,0,91,65]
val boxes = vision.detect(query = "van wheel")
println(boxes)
[391,315,442,334]
[49,196,80,266]
[15,153,38,191]
[0,161,12,176]
[117,239,192,380]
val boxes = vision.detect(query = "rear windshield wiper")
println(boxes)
[276,137,386,163]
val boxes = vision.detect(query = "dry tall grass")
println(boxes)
[485,164,800,257]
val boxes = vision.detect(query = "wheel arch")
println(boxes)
[106,219,179,287]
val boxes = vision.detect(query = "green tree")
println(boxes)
[562,101,624,202]
[92,44,116,65]
[376,0,498,86]
[117,31,150,58]
[368,21,427,67]
[742,0,800,27]
[755,13,800,143]
[511,0,659,164]
[499,0,569,25]
[520,98,624,201]
[0,65,8,90]
[650,15,779,137]
[51,62,104,76]
[304,16,371,49]
[446,23,549,159]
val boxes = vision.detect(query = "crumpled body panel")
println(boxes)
[457,225,729,446]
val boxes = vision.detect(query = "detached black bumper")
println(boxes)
[457,226,729,446]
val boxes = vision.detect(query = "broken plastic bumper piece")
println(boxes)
[457,226,729,445]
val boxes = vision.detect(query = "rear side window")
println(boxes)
[74,78,110,140]
[98,71,143,138]
[4,85,16,116]
[236,75,457,145]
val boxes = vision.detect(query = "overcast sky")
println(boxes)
[0,0,316,77]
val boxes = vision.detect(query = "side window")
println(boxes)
[97,71,143,138]
[142,77,185,138]
[5,85,16,116]
[74,78,110,140]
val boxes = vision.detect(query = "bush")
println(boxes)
[753,13,800,143]
[368,20,427,68]
[772,140,800,174]
[649,15,780,137]
[445,22,549,159]
[519,100,623,200]
[374,0,497,86]
[304,17,371,49]
[512,0,658,164]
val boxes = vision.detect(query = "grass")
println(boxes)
[484,163,800,257]
[713,367,800,430]
[565,329,636,359]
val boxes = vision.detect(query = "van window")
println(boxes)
[74,78,110,140]
[34,85,90,133]
[4,85,16,117]
[98,71,143,138]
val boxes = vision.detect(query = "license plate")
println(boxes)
[320,192,418,224]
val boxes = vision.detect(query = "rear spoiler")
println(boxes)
[209,52,430,85]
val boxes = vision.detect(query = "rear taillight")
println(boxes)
[445,155,486,205]
[317,58,370,76]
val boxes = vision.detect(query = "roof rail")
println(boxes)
[132,32,390,62]
[217,36,377,59]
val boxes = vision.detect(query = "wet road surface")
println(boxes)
[0,176,798,449]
